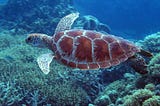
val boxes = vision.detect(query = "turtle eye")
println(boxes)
[26,37,32,43]
[27,37,32,41]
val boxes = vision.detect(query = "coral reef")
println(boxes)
[123,89,153,106]
[135,52,160,89]
[136,32,160,54]
[148,53,160,75]
[0,81,23,106]
[92,76,137,106]
[122,89,160,106]
[66,69,104,102]
[142,96,160,106]
[92,79,160,106]
[0,0,75,35]
[0,30,19,51]
[42,81,89,106]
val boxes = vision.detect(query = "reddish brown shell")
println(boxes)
[51,29,140,69]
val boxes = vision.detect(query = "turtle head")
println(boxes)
[26,33,50,48]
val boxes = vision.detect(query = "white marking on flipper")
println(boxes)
[54,12,79,34]
[37,53,54,74]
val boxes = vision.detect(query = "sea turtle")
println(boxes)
[25,12,152,74]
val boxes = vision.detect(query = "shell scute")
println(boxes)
[98,61,111,68]
[66,29,83,37]
[85,31,101,40]
[88,63,99,69]
[54,32,64,42]
[77,64,88,69]
[68,62,76,68]
[110,42,125,59]
[75,36,92,62]
[59,36,73,56]
[110,59,120,66]
[60,58,68,65]
[94,39,110,62]
[103,35,117,43]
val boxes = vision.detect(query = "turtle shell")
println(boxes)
[52,29,140,69]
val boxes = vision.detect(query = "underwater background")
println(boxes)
[0,0,160,106]
[74,0,160,39]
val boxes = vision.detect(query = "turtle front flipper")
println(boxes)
[54,12,79,34]
[37,53,54,74]
[128,55,148,75]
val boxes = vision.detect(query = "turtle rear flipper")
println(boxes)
[139,49,153,57]
[128,55,148,75]
[37,53,54,74]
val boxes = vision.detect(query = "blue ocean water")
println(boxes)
[0,0,7,5]
[74,0,160,39]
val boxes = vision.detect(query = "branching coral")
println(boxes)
[137,32,160,54]
[123,89,153,106]
[92,79,137,106]
[122,89,160,106]
[41,81,89,106]
[66,69,104,101]
[142,96,160,106]
[148,53,160,75]
[0,81,23,105]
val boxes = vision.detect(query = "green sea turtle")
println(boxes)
[25,12,152,74]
